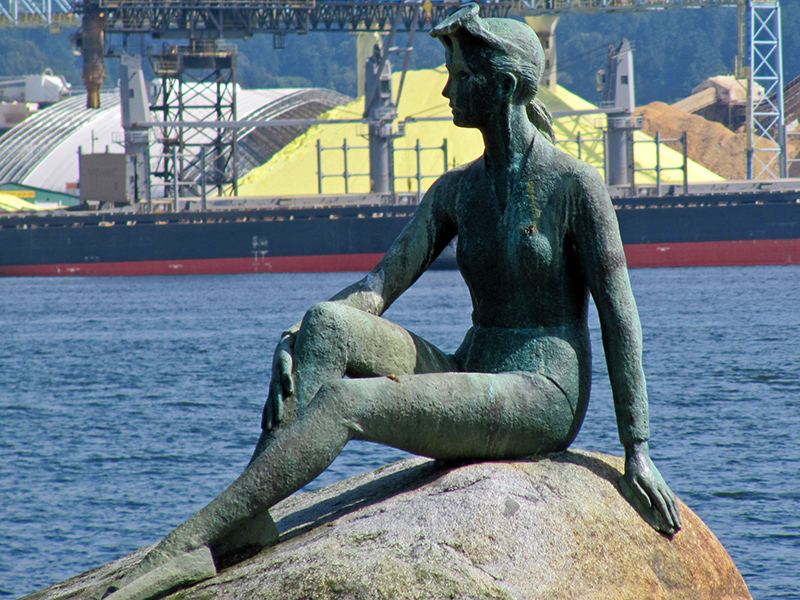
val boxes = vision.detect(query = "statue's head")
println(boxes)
[431,3,545,107]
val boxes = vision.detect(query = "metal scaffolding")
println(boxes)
[149,39,238,198]
[747,0,786,179]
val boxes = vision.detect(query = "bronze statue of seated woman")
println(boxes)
[102,5,681,598]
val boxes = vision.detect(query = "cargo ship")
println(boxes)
[5,48,798,276]
[1,180,799,276]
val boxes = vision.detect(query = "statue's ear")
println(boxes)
[500,72,517,100]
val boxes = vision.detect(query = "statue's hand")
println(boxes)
[619,441,682,535]
[262,331,296,431]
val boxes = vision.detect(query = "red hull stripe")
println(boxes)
[624,239,800,268]
[0,254,386,276]
[2,240,800,276]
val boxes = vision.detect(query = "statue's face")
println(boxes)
[442,44,494,129]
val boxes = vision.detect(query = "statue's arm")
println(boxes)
[262,176,457,430]
[572,169,681,534]
[277,175,457,341]
[327,177,458,315]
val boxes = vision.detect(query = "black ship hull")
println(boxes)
[1,190,799,276]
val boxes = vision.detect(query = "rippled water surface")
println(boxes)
[1,268,798,598]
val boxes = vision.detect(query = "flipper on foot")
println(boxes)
[212,510,279,561]
[103,546,216,600]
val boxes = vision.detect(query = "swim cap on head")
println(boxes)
[431,3,554,142]
[430,3,545,88]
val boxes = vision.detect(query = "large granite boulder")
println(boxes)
[26,450,750,600]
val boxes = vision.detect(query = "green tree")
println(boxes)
[0,29,82,83]
[556,8,738,106]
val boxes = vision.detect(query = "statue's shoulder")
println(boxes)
[440,156,483,183]
[548,145,608,200]
[427,156,484,203]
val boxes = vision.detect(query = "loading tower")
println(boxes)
[148,40,239,196]
[742,1,785,179]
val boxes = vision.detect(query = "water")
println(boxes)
[1,267,798,599]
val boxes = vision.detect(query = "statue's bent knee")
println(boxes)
[301,301,352,340]
[295,302,353,371]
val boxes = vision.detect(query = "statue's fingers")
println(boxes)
[630,477,653,509]
[272,377,284,423]
[278,352,294,395]
[261,402,273,431]
[262,379,281,430]
[261,386,273,430]
[273,387,284,423]
[649,487,675,532]
[281,370,294,396]
[666,495,682,531]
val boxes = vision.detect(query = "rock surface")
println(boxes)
[25,450,751,600]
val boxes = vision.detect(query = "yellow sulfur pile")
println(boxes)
[238,66,722,197]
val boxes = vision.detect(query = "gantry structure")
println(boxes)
[0,0,76,28]
[0,0,787,180]
[2,1,741,31]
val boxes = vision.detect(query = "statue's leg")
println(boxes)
[165,369,575,554]
[339,371,578,459]
[104,306,456,599]
[251,301,456,462]
[293,301,457,404]
[104,369,575,600]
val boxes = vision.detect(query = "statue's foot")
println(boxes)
[212,509,280,562]
[102,546,216,600]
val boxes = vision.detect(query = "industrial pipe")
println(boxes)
[81,4,106,109]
